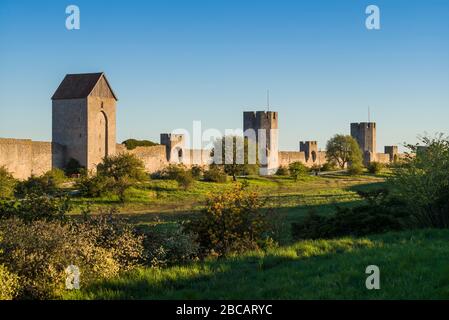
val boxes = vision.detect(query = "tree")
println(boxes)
[212,136,258,181]
[122,139,158,150]
[96,153,147,202]
[326,134,363,170]
[389,134,449,228]
[0,166,16,199]
[65,158,84,176]
[288,162,308,181]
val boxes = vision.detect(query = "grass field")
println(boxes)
[65,229,449,300]
[69,173,386,244]
[64,171,449,300]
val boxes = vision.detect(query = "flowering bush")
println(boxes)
[184,184,276,257]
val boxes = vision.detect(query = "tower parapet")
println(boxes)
[350,122,376,165]
[160,133,185,163]
[243,111,279,175]
[300,141,318,162]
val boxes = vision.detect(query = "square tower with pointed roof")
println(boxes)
[52,72,118,170]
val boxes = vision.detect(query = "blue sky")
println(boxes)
[0,0,448,152]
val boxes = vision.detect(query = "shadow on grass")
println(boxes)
[66,229,449,300]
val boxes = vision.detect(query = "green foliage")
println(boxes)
[14,169,66,198]
[213,136,259,181]
[95,153,147,202]
[0,264,20,300]
[176,169,194,190]
[0,193,71,222]
[291,189,409,240]
[0,235,20,300]
[389,134,449,228]
[326,134,363,170]
[321,162,337,172]
[74,173,111,198]
[0,213,144,299]
[288,161,308,181]
[368,161,384,174]
[79,210,145,271]
[97,153,147,182]
[162,164,187,180]
[0,166,16,199]
[144,225,199,268]
[65,158,84,176]
[122,139,158,150]
[203,165,228,183]
[157,164,194,189]
[184,184,275,257]
[275,166,289,176]
[347,163,364,175]
[190,165,203,180]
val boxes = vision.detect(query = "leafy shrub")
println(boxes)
[74,173,111,198]
[14,172,61,198]
[190,165,203,180]
[78,211,145,271]
[77,154,148,202]
[321,162,336,172]
[157,165,195,189]
[122,139,158,150]
[65,158,84,176]
[143,225,199,268]
[368,161,384,174]
[292,189,409,240]
[348,163,364,175]
[97,153,147,182]
[184,184,275,257]
[288,162,308,181]
[203,165,228,183]
[0,193,71,222]
[176,169,194,190]
[0,166,16,199]
[161,164,186,180]
[0,213,144,299]
[0,235,20,300]
[275,166,289,176]
[389,135,449,228]
[0,264,20,300]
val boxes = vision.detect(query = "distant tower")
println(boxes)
[243,111,279,175]
[384,146,398,162]
[52,73,117,170]
[300,141,318,163]
[350,122,376,164]
[160,133,185,164]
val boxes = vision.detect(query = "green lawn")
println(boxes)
[65,229,449,300]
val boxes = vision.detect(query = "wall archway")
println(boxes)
[97,111,108,159]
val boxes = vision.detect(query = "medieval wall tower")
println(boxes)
[300,141,318,162]
[160,133,185,164]
[243,111,279,175]
[350,122,376,164]
[52,73,117,170]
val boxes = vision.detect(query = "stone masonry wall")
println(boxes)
[0,138,66,180]
[116,144,168,173]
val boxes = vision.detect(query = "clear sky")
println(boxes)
[0,0,448,152]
